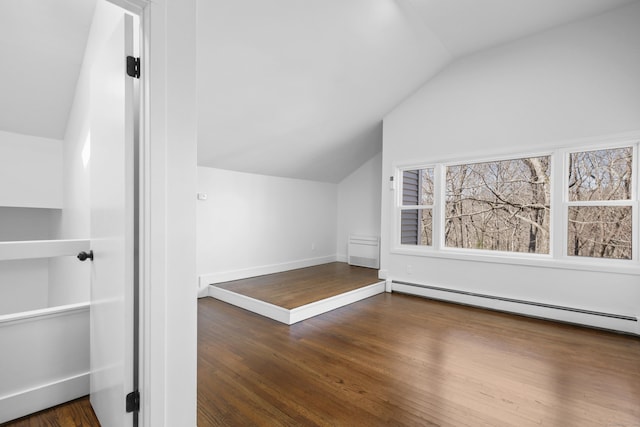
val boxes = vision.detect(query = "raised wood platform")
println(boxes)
[208,262,384,324]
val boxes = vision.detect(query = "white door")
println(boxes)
[90,12,136,427]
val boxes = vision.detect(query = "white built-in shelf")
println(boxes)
[0,239,89,261]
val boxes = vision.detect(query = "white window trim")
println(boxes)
[396,165,437,248]
[560,142,638,262]
[391,136,640,275]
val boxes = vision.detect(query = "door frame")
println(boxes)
[103,1,198,426]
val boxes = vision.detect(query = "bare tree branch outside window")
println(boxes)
[445,156,551,254]
[567,147,633,260]
[398,144,635,261]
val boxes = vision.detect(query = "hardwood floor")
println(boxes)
[6,292,640,426]
[0,397,99,427]
[213,262,380,309]
[198,293,640,427]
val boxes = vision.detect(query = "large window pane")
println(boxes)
[567,206,632,260]
[445,156,551,253]
[569,147,632,201]
[401,209,432,246]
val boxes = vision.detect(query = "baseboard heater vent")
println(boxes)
[348,235,380,269]
[392,280,637,322]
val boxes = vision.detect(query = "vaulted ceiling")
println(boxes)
[197,0,638,182]
[0,0,95,140]
[1,0,637,182]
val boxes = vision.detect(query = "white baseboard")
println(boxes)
[336,253,348,263]
[0,372,89,424]
[199,255,338,289]
[209,286,290,323]
[391,281,639,335]
[209,281,385,325]
[289,282,385,324]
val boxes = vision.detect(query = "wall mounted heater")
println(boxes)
[348,235,380,269]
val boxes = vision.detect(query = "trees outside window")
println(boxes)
[567,147,633,259]
[445,156,551,254]
[397,142,637,263]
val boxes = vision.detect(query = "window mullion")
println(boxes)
[433,164,444,251]
[552,149,565,259]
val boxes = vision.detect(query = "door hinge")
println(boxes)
[126,390,140,413]
[126,56,140,79]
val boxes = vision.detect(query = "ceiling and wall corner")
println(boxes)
[406,0,639,58]
[0,0,96,139]
[1,0,638,182]
[195,0,639,183]
[196,0,450,183]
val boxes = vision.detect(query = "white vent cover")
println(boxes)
[348,235,379,269]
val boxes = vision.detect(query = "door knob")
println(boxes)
[77,250,94,261]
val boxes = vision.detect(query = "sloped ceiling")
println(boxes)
[0,0,95,140]
[1,0,637,183]
[409,0,639,57]
[196,0,638,182]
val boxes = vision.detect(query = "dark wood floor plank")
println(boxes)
[0,396,99,427]
[197,293,640,427]
[9,292,640,426]
[212,262,380,309]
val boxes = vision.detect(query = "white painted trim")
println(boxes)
[289,282,385,324]
[0,302,89,326]
[208,287,290,324]
[0,239,89,261]
[0,372,89,424]
[390,135,640,274]
[198,255,337,289]
[336,253,348,263]
[391,281,639,336]
[390,246,640,275]
[208,281,385,325]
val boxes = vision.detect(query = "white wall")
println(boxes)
[336,152,382,261]
[197,167,338,290]
[0,306,90,423]
[0,260,49,315]
[0,130,63,209]
[381,3,640,334]
[0,122,61,316]
[0,207,53,241]
[0,207,52,314]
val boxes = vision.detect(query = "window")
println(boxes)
[395,140,638,266]
[400,168,434,246]
[445,156,551,254]
[567,146,634,260]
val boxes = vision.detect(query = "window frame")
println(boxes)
[560,142,638,262]
[396,165,437,249]
[391,137,640,274]
[439,152,553,257]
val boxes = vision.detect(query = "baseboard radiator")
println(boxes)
[392,280,638,322]
[348,235,380,269]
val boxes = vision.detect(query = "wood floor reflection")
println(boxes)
[6,292,639,426]
[198,293,640,427]
[1,397,99,426]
